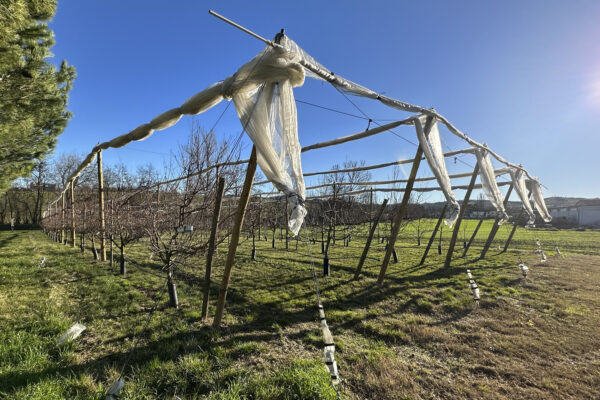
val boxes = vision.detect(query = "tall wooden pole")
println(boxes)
[377,117,431,285]
[354,198,388,279]
[202,177,226,320]
[61,193,65,244]
[369,188,374,232]
[480,184,514,259]
[332,182,337,245]
[444,163,480,267]
[285,199,289,250]
[97,150,106,261]
[70,180,76,248]
[462,218,483,257]
[419,204,447,265]
[213,147,257,328]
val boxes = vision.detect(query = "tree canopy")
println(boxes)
[0,0,76,193]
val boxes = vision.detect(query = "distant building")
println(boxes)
[549,199,600,227]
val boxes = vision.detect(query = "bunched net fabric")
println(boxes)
[474,147,509,224]
[415,116,461,227]
[527,179,552,223]
[509,167,536,226]
[230,37,307,235]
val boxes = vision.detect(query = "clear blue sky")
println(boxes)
[48,0,600,199]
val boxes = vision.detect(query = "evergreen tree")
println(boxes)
[0,0,76,193]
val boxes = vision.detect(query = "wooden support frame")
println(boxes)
[97,150,106,261]
[213,147,257,328]
[419,204,447,265]
[502,189,531,253]
[354,198,388,279]
[377,116,432,285]
[202,177,226,320]
[444,163,480,268]
[479,183,514,259]
[462,218,483,257]
[70,180,76,248]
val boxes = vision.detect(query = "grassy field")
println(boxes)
[1,220,599,399]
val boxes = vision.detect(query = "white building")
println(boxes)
[549,200,600,227]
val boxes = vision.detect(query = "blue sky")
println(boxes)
[48,1,600,199]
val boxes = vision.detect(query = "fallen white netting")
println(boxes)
[527,179,552,223]
[231,37,307,235]
[509,167,536,226]
[474,147,509,224]
[415,117,460,227]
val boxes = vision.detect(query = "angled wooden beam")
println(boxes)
[377,116,432,285]
[213,147,257,328]
[444,163,480,267]
[354,198,388,279]
[462,218,483,257]
[479,183,514,259]
[419,204,447,265]
[502,189,532,253]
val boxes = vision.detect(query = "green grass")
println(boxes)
[1,221,599,399]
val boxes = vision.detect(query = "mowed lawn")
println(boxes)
[0,222,599,399]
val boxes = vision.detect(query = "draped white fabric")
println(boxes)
[231,40,307,235]
[526,179,552,223]
[509,167,536,226]
[474,147,509,224]
[415,117,460,227]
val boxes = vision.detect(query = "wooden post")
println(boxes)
[419,204,447,265]
[444,163,480,268]
[462,218,483,257]
[332,182,337,245]
[257,195,261,240]
[369,188,374,232]
[202,177,225,320]
[377,117,431,285]
[285,199,289,250]
[480,184,514,259]
[97,150,106,261]
[502,211,522,253]
[61,193,65,245]
[70,180,76,248]
[502,190,531,253]
[213,147,257,328]
[354,198,388,279]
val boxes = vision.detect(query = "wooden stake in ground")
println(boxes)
[202,177,225,321]
[502,190,531,253]
[377,116,432,285]
[354,198,388,279]
[97,150,106,261]
[61,193,65,245]
[419,204,448,265]
[444,163,480,268]
[332,182,337,245]
[70,180,76,248]
[213,147,257,328]
[462,218,483,257]
[480,184,514,259]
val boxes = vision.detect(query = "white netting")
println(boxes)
[474,147,509,224]
[415,117,460,227]
[509,167,536,226]
[231,38,307,235]
[526,179,552,223]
